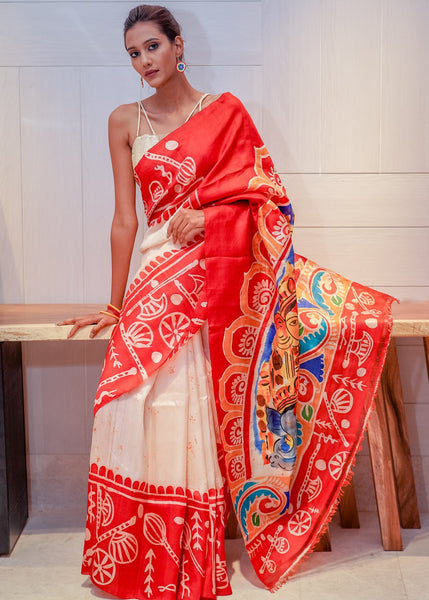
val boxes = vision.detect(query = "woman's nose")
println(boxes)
[140,52,151,68]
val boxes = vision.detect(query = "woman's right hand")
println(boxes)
[57,312,118,339]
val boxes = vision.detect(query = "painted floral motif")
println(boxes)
[247,145,287,197]
[251,278,276,314]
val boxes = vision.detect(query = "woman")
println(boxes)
[60,5,394,599]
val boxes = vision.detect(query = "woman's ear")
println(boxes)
[174,35,185,60]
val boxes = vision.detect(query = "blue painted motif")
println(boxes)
[234,481,290,540]
[311,271,335,315]
[299,316,328,355]
[300,355,325,382]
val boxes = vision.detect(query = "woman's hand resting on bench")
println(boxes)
[57,312,117,339]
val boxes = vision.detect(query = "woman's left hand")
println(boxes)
[167,208,205,245]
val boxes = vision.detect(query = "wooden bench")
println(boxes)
[338,302,429,551]
[1,302,428,554]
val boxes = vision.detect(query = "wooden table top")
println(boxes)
[0,304,113,341]
[1,302,429,341]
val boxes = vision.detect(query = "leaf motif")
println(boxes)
[301,404,314,422]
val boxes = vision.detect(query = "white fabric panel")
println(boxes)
[381,0,429,172]
[282,173,429,227]
[0,2,261,67]
[0,68,23,302]
[20,67,84,302]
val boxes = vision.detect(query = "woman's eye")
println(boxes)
[129,51,140,59]
[148,43,159,51]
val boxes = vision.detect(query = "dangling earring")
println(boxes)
[176,60,186,73]
[140,75,144,87]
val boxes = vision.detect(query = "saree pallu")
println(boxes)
[82,93,394,597]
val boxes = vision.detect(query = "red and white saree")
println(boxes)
[81,93,393,598]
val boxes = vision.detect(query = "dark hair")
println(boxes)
[123,5,182,42]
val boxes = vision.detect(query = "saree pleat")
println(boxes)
[82,227,231,599]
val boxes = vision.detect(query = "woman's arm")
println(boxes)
[59,105,138,338]
[108,106,139,310]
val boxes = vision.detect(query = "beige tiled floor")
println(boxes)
[1,511,428,600]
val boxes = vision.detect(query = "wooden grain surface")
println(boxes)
[1,302,428,341]
[0,304,112,341]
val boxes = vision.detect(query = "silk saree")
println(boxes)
[82,93,394,598]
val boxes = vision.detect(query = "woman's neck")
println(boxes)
[147,76,203,114]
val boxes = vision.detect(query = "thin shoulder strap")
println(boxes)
[137,100,157,136]
[185,93,210,122]
[136,101,141,136]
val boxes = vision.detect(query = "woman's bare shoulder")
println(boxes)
[109,102,138,126]
[108,102,140,147]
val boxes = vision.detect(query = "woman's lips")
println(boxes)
[145,69,159,77]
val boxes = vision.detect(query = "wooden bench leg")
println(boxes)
[0,342,28,554]
[367,383,402,550]
[338,480,360,528]
[314,527,331,552]
[225,503,240,539]
[382,340,420,529]
[424,337,429,378]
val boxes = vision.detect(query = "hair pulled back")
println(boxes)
[124,5,182,43]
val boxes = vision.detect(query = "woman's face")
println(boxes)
[125,21,182,88]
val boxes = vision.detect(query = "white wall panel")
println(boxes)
[293,227,429,287]
[0,2,260,67]
[0,68,24,302]
[83,341,109,448]
[320,0,382,173]
[20,67,84,302]
[10,0,259,3]
[1,0,427,517]
[187,66,263,130]
[381,0,429,172]
[80,66,145,303]
[397,343,429,406]
[406,404,429,456]
[282,173,429,227]
[24,342,89,454]
[376,286,429,303]
[262,0,321,173]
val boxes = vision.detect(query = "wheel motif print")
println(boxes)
[101,493,114,526]
[109,531,139,564]
[159,312,191,348]
[91,548,116,585]
[329,451,347,480]
[287,510,312,536]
